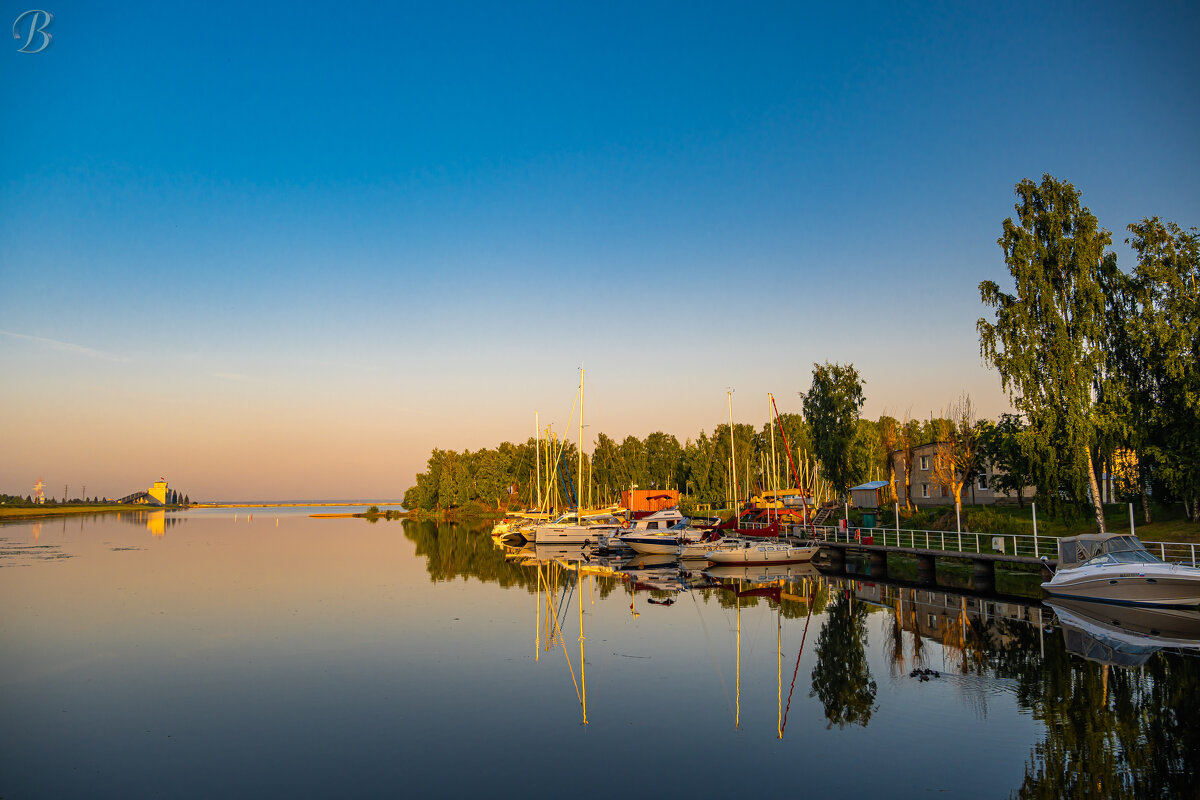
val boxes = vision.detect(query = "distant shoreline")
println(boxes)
[189,502,405,509]
[0,501,405,521]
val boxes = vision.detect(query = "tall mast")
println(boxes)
[578,367,585,523]
[535,412,541,510]
[769,394,778,525]
[727,390,738,514]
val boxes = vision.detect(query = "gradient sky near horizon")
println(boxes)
[2,1,1198,500]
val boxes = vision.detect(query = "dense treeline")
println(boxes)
[400,413,953,513]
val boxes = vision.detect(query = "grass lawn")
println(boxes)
[894,501,1200,543]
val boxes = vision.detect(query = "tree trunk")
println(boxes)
[1086,449,1106,533]
[1016,485,1025,509]
[904,459,914,512]
[1139,459,1152,524]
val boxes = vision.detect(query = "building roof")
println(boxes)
[849,480,889,491]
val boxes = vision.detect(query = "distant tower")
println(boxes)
[149,478,169,505]
[33,478,44,504]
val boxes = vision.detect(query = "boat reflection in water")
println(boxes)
[1046,597,1200,667]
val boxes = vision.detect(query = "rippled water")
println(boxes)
[2,510,1197,798]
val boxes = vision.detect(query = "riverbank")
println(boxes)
[0,505,161,521]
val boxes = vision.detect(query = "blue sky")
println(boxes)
[2,1,1198,499]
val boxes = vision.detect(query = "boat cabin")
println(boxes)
[1056,533,1161,569]
[627,506,685,531]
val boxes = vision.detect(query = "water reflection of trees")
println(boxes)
[866,585,1200,798]
[810,592,877,728]
[1007,640,1200,799]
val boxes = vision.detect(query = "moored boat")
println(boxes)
[705,541,819,565]
[1041,533,1200,607]
[533,511,624,545]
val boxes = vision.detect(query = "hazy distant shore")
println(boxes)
[0,501,405,521]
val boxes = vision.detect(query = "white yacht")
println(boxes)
[1041,533,1200,607]
[531,511,624,545]
[705,541,820,565]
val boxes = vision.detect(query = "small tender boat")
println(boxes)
[705,541,819,565]
[1041,533,1200,607]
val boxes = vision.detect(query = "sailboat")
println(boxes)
[531,369,626,546]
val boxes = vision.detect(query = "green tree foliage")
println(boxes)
[1119,219,1200,520]
[801,361,866,496]
[976,414,1035,508]
[979,175,1111,529]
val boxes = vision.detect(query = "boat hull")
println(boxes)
[706,543,819,565]
[533,525,620,545]
[1042,565,1200,607]
[624,537,683,555]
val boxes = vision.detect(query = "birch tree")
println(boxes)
[979,175,1111,530]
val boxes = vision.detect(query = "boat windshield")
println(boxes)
[1104,535,1152,554]
[1083,549,1162,567]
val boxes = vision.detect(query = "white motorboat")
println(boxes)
[1041,533,1200,607]
[705,541,819,565]
[617,508,707,553]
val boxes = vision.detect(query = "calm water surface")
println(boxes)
[2,509,1198,798]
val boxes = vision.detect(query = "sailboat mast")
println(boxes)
[769,395,778,525]
[536,412,541,509]
[727,390,738,515]
[578,367,585,523]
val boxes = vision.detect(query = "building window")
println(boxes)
[941,486,948,497]
[921,484,929,498]
[977,474,989,490]
[920,455,930,471]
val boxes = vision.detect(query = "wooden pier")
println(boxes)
[819,540,1051,594]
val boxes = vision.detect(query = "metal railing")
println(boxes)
[790,523,1199,566]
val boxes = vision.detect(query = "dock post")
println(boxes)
[826,547,845,573]
[972,560,995,593]
[915,554,936,585]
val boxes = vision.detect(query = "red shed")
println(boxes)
[621,490,680,513]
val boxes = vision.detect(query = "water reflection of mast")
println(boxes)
[538,557,589,725]
[736,584,741,730]
[578,560,588,725]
